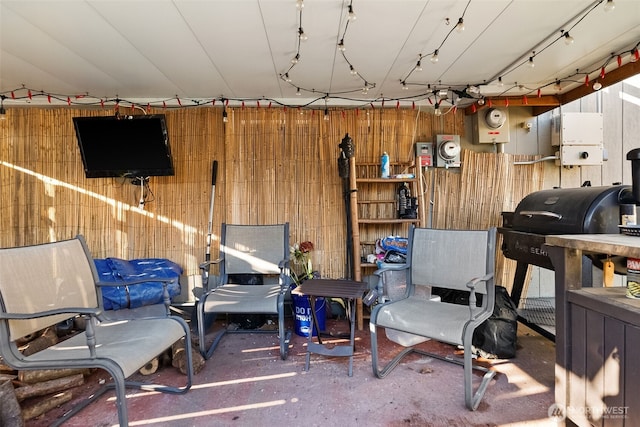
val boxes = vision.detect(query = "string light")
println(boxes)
[347,4,356,21]
[564,32,574,45]
[2,0,635,115]
[298,27,307,41]
[281,0,374,99]
[456,18,465,33]
[604,0,615,12]
[528,54,535,68]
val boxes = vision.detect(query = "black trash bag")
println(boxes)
[472,286,518,359]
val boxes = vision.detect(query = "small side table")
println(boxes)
[292,278,367,377]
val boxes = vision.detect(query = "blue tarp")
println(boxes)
[94,258,182,310]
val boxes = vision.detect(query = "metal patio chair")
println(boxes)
[369,226,497,410]
[0,236,193,427]
[196,223,292,360]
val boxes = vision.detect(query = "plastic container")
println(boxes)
[381,152,390,178]
[292,294,326,337]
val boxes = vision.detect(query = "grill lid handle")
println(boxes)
[518,210,563,220]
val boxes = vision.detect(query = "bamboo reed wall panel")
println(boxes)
[423,150,545,291]
[0,106,538,285]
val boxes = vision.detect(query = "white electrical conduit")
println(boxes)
[513,155,558,165]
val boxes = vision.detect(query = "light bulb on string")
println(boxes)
[402,81,408,90]
[296,87,301,96]
[338,39,346,52]
[593,81,603,91]
[528,56,535,68]
[298,27,307,41]
[434,102,442,116]
[497,77,504,87]
[350,65,358,76]
[456,18,465,33]
[347,4,356,21]
[296,0,304,10]
[564,32,574,45]
[604,0,615,12]
[431,49,439,63]
[415,60,422,71]
[284,73,292,83]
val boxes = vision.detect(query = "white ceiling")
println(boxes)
[1,0,640,110]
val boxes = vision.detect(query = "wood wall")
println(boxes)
[0,106,543,288]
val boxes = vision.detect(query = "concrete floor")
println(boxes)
[25,314,556,427]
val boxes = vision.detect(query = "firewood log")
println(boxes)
[172,338,205,375]
[0,379,24,427]
[21,391,72,421]
[14,374,84,402]
[20,328,58,357]
[17,369,91,384]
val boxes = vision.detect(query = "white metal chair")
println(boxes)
[196,223,292,360]
[0,236,193,427]
[369,226,497,410]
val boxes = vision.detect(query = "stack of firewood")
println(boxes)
[0,327,89,424]
[0,326,205,425]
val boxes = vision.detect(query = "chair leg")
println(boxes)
[370,321,416,378]
[278,302,291,360]
[463,334,496,411]
[371,322,495,410]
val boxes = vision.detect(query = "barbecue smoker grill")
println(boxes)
[499,149,640,340]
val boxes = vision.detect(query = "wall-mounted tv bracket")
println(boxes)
[130,176,150,209]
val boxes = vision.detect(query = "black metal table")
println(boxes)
[292,279,367,376]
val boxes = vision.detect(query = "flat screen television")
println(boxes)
[73,114,175,178]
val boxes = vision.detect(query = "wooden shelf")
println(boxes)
[356,177,417,183]
[358,218,419,224]
[350,159,424,332]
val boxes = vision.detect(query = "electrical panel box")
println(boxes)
[551,112,604,166]
[435,135,461,168]
[551,112,603,147]
[555,145,604,166]
[415,142,433,167]
[473,107,510,144]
